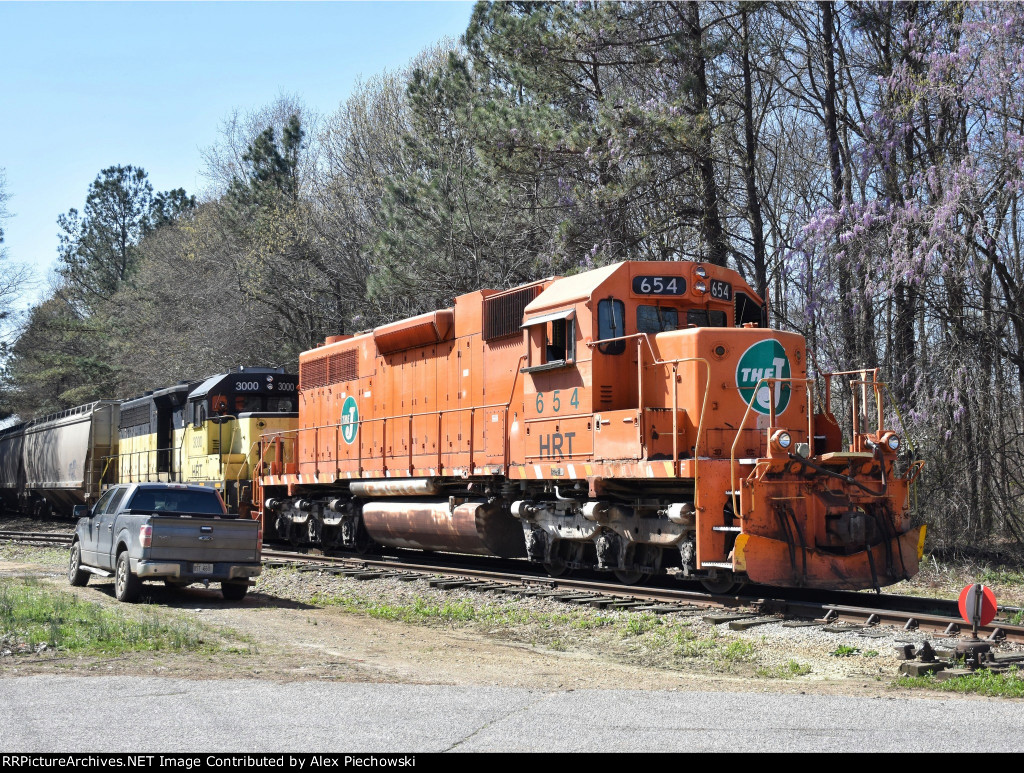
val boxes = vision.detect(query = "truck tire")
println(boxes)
[68,542,89,587]
[220,581,248,601]
[114,550,141,602]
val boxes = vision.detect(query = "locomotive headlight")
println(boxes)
[886,433,901,451]
[695,265,707,278]
[694,280,707,294]
[771,430,792,451]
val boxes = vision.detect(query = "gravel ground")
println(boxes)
[252,563,1011,684]
[3,518,1024,696]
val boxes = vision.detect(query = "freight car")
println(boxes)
[0,367,297,517]
[0,401,120,517]
[254,260,925,591]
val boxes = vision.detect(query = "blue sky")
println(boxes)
[0,1,474,304]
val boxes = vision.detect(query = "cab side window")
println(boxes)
[192,401,207,428]
[597,298,626,355]
[545,318,574,364]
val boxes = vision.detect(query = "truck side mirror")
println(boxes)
[73,505,90,519]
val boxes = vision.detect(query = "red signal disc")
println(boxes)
[958,584,997,628]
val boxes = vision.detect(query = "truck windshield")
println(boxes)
[127,489,225,515]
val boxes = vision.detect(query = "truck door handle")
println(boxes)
[107,525,112,531]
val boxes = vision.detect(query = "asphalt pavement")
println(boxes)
[2,676,1023,752]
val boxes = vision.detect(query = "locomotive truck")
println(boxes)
[254,260,925,591]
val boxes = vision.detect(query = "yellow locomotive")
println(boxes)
[116,367,298,510]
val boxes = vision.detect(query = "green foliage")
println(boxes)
[228,114,305,208]
[0,578,216,655]
[897,667,1024,698]
[3,165,198,418]
[831,644,860,657]
[756,660,812,678]
[57,165,154,312]
[1,296,115,417]
[723,639,757,662]
[978,568,1024,587]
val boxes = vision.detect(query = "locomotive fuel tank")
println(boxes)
[361,498,526,557]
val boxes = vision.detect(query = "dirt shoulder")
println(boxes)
[6,543,998,701]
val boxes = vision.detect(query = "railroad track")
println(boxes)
[0,529,73,547]
[4,529,1024,650]
[262,547,1024,646]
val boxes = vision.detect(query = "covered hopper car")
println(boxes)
[254,260,926,591]
[0,401,120,517]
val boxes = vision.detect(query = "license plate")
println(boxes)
[193,563,213,574]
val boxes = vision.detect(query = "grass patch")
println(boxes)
[756,660,812,679]
[312,588,618,633]
[311,584,750,669]
[897,667,1024,698]
[0,577,222,656]
[723,640,756,662]
[977,568,1024,587]
[0,544,68,569]
[831,644,859,657]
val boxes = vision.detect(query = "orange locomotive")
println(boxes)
[254,260,924,591]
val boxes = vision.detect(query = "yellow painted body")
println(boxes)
[118,414,297,510]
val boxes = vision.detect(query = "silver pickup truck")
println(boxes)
[67,482,262,602]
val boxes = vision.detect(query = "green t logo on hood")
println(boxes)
[736,340,792,416]
[341,395,359,444]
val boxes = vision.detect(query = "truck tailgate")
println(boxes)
[148,516,260,563]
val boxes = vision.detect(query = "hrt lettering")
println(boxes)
[538,432,575,458]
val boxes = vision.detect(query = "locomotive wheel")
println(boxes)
[700,574,740,595]
[68,542,89,587]
[114,551,141,603]
[613,569,650,586]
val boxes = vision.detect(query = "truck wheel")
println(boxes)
[221,581,248,601]
[68,542,89,587]
[114,550,141,602]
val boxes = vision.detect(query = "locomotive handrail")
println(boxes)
[104,433,188,485]
[641,355,711,484]
[817,368,883,446]
[589,331,712,480]
[729,376,815,521]
[256,393,530,479]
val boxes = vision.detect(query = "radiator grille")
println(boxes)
[119,404,151,430]
[300,356,328,390]
[483,286,542,341]
[329,350,358,384]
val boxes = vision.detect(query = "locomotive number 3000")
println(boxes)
[535,388,580,413]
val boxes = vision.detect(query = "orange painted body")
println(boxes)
[255,261,923,590]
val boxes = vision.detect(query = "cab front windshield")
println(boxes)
[227,395,296,414]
